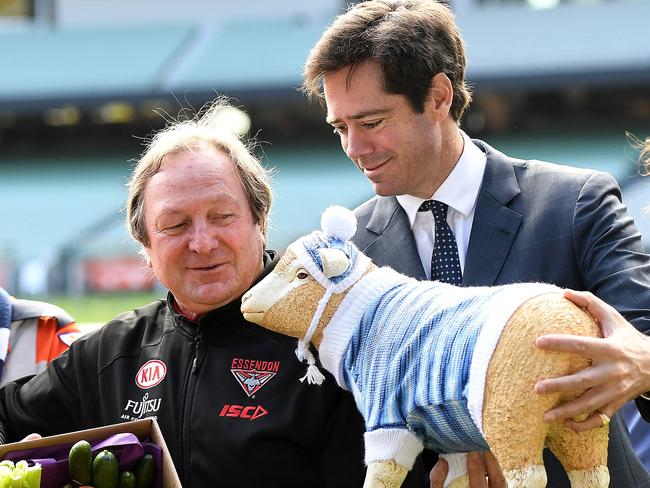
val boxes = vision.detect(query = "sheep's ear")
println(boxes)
[319,249,350,278]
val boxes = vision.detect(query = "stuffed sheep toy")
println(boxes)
[241,206,609,488]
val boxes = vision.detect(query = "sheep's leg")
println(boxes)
[481,296,572,487]
[481,293,609,487]
[482,378,550,488]
[363,460,408,488]
[546,421,609,488]
[482,425,548,488]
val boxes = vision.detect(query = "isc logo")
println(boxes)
[219,404,268,420]
[135,359,167,389]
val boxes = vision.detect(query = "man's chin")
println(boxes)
[181,285,239,312]
[372,183,397,197]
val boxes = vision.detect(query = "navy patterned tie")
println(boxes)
[418,200,462,285]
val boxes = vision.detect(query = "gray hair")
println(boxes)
[126,99,273,247]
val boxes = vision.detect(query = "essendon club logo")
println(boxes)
[135,359,167,389]
[230,357,279,397]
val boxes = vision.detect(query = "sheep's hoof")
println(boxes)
[446,474,469,487]
[363,460,408,488]
[504,465,546,487]
[567,466,609,488]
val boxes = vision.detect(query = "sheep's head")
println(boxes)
[241,206,372,345]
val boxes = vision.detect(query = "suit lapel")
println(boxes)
[463,141,523,286]
[362,197,427,279]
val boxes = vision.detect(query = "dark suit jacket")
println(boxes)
[353,139,650,487]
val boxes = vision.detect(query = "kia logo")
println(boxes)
[135,359,167,389]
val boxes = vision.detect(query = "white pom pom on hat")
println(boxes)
[321,206,357,241]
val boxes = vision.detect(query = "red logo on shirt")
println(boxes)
[135,359,167,389]
[230,357,279,397]
[219,404,268,420]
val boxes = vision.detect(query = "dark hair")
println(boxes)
[303,0,472,122]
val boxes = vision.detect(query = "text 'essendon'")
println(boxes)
[230,358,280,372]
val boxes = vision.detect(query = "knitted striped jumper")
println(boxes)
[318,267,559,470]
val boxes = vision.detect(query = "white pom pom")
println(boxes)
[321,206,357,241]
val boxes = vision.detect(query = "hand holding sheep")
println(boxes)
[535,289,650,432]
[242,207,610,488]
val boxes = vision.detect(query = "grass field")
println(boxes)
[43,291,165,324]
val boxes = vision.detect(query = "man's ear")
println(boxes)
[426,72,453,121]
[257,219,267,247]
[142,249,152,268]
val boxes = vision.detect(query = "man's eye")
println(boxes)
[362,120,381,129]
[332,126,347,135]
[163,222,186,231]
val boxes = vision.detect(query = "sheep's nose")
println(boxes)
[242,292,251,303]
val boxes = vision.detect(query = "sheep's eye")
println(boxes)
[297,271,309,280]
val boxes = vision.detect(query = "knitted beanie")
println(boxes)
[287,206,371,294]
[287,206,372,384]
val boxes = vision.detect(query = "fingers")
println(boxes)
[467,452,488,488]
[433,452,505,488]
[540,380,625,432]
[563,411,612,432]
[562,289,594,308]
[484,452,506,487]
[534,366,603,396]
[535,334,607,357]
[539,375,628,420]
[563,290,619,336]
[429,458,448,488]
[21,433,41,441]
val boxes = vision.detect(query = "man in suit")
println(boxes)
[302,0,650,486]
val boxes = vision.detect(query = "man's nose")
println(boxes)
[344,128,372,160]
[188,223,218,254]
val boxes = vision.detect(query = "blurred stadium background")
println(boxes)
[0,0,649,322]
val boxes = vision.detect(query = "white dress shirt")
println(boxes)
[396,131,487,279]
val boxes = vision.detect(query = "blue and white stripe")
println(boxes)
[0,287,13,381]
[318,268,558,461]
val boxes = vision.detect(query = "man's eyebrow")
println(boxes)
[326,109,391,125]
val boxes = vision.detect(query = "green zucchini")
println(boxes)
[68,440,92,485]
[92,449,119,488]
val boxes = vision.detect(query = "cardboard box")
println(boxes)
[0,418,182,487]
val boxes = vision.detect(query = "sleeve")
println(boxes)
[37,318,80,364]
[0,332,99,442]
[316,385,367,487]
[573,171,650,333]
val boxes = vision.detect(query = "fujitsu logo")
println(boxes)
[135,359,167,389]
[123,393,162,419]
[219,404,268,420]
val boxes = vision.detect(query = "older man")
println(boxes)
[0,100,366,487]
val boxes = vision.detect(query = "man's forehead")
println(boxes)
[149,149,238,187]
[323,64,398,123]
[144,157,244,216]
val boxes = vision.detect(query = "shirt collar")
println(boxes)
[167,249,279,324]
[397,130,486,227]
